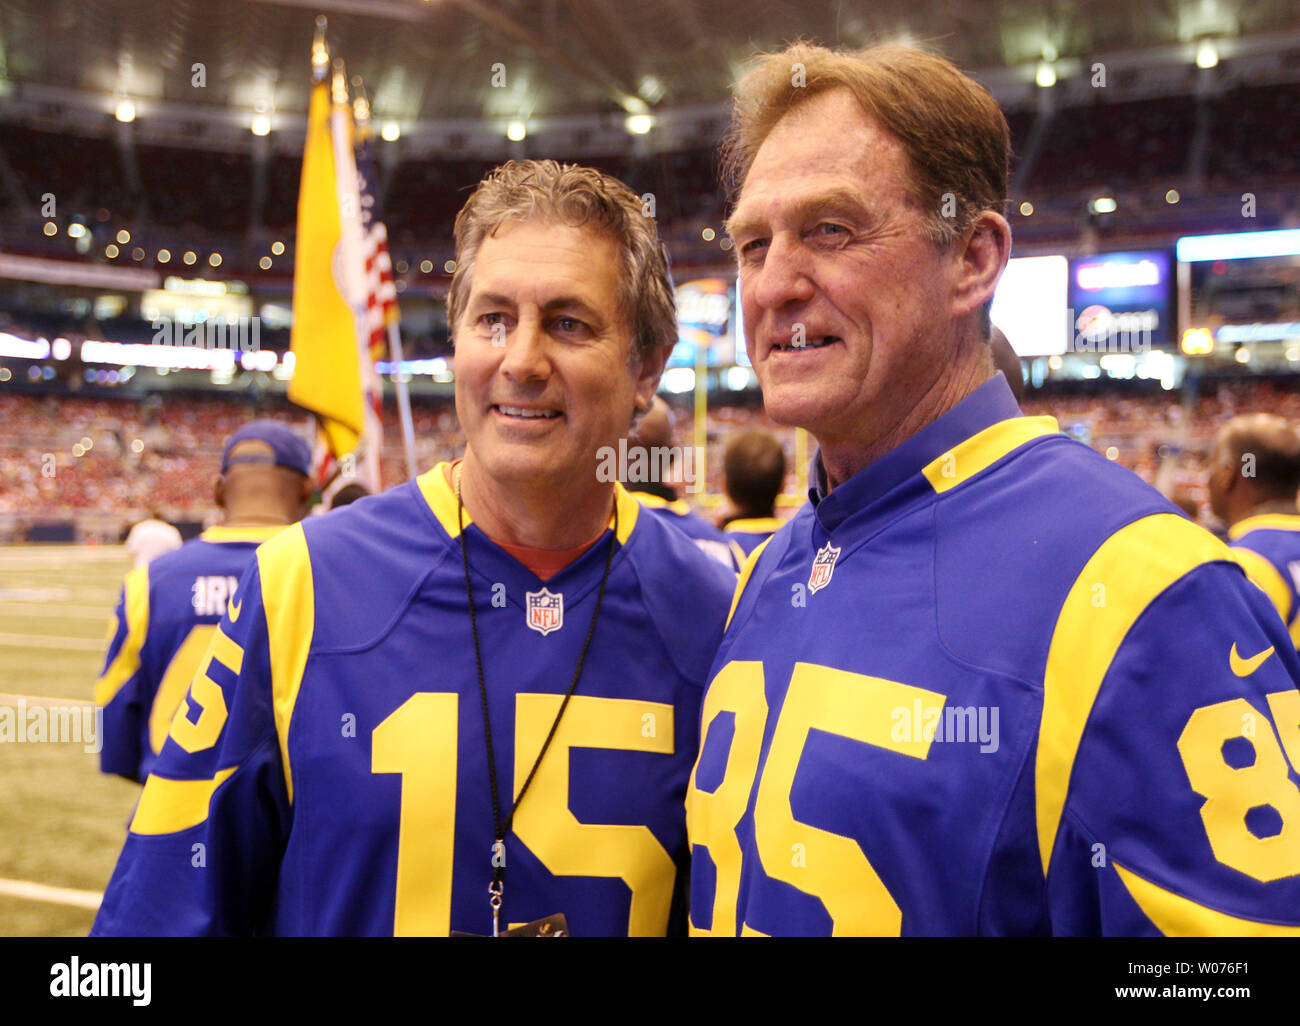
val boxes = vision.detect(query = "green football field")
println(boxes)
[0,545,141,936]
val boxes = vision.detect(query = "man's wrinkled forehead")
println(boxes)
[727,91,912,236]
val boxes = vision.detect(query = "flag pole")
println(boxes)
[387,322,419,480]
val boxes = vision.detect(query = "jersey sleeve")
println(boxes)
[94,566,150,782]
[91,557,291,936]
[1044,555,1300,935]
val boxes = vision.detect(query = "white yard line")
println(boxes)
[0,634,105,651]
[0,604,112,619]
[0,877,102,910]
[0,693,95,708]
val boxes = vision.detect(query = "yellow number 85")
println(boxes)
[1177,690,1300,882]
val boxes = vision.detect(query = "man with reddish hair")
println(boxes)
[686,42,1300,936]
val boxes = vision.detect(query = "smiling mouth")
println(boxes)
[772,336,841,352]
[493,404,563,420]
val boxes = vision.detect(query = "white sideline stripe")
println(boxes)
[0,877,102,910]
[0,693,95,708]
[0,604,111,618]
[0,633,104,651]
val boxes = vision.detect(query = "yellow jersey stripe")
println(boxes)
[199,524,288,544]
[94,565,150,707]
[418,461,639,545]
[1229,546,1293,624]
[631,490,693,516]
[258,524,315,804]
[1037,513,1230,875]
[1228,513,1300,540]
[1113,861,1300,936]
[725,537,772,632]
[724,517,783,534]
[611,482,640,545]
[129,767,238,835]
[922,416,1060,494]
[417,462,465,539]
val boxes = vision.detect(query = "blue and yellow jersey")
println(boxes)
[92,466,735,937]
[687,375,1300,936]
[95,524,286,783]
[1229,514,1300,651]
[631,490,743,571]
[723,516,784,557]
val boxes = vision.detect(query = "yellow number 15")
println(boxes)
[372,692,676,937]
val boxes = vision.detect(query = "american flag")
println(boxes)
[354,129,398,366]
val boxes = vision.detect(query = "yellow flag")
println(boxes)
[289,80,364,457]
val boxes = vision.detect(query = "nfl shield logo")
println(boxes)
[807,542,841,595]
[526,588,564,636]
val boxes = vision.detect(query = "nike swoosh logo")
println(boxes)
[1230,642,1275,677]
[228,596,242,623]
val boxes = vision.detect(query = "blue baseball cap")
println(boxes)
[222,420,312,477]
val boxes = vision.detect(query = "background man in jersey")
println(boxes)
[96,421,312,783]
[1208,413,1300,650]
[622,396,742,570]
[123,511,182,568]
[93,160,735,937]
[686,42,1300,936]
[720,428,786,555]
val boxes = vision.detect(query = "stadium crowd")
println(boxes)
[6,378,1300,541]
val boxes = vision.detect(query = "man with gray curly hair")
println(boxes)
[94,159,735,938]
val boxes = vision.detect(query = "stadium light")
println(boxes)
[1196,39,1219,69]
[1165,189,1180,204]
[67,223,86,239]
[251,115,271,137]
[506,120,527,142]
[1089,196,1118,215]
[1180,328,1214,356]
[116,229,131,244]
[1176,229,1300,262]
[271,241,285,255]
[115,99,136,123]
[1035,62,1056,88]
[625,114,653,135]
[182,251,197,265]
[42,222,57,236]
[157,248,171,263]
[381,121,401,142]
[1019,201,1034,216]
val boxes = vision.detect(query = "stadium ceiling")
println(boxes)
[1,0,1299,154]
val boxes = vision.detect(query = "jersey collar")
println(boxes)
[807,373,1047,533]
[416,461,639,545]
[1228,513,1300,540]
[200,524,288,544]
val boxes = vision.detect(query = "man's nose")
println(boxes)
[750,234,816,310]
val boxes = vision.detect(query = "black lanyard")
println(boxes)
[455,467,619,935]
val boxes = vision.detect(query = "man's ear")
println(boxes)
[214,476,226,511]
[952,210,1011,320]
[633,343,671,413]
[299,475,315,518]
